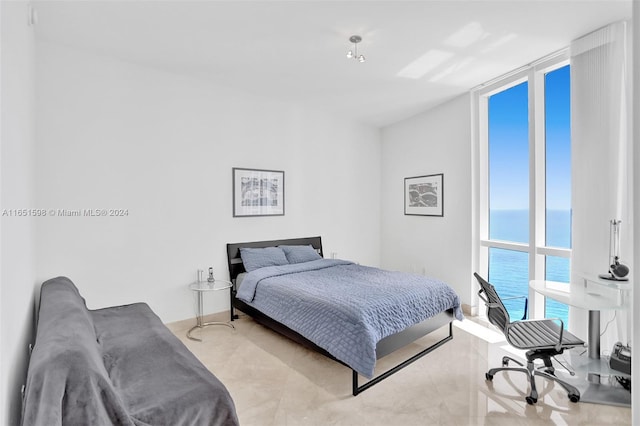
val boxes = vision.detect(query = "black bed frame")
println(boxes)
[226,236,454,396]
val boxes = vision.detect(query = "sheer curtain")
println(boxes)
[570,20,632,351]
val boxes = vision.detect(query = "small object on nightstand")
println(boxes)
[207,267,215,283]
[197,269,204,282]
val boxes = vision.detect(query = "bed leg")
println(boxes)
[351,322,454,396]
[352,371,360,396]
[229,290,238,321]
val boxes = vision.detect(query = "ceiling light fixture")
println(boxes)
[346,35,365,63]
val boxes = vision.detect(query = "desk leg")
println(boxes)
[588,310,600,359]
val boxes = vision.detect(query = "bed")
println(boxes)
[226,236,463,395]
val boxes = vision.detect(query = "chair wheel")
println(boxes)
[526,396,537,405]
[485,373,493,381]
[569,393,580,403]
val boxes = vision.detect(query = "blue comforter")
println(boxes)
[236,259,463,378]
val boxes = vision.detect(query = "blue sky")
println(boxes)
[488,65,571,211]
[544,65,571,210]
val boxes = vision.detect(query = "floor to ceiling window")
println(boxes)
[487,81,530,320]
[477,53,571,324]
[543,65,571,322]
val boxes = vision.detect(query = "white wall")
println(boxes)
[0,2,37,424]
[380,94,473,305]
[632,0,639,422]
[35,41,381,323]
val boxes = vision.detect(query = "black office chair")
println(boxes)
[474,273,585,404]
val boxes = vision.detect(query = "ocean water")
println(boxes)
[487,209,570,325]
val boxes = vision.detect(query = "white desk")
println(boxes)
[530,278,631,407]
[529,278,629,359]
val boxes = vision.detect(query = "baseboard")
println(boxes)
[166,310,232,329]
[462,303,478,316]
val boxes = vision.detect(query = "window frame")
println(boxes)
[472,49,570,320]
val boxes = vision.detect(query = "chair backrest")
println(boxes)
[474,273,511,334]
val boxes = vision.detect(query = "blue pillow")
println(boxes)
[280,245,322,264]
[240,247,289,272]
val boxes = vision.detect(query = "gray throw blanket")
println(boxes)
[237,259,463,377]
[22,277,239,426]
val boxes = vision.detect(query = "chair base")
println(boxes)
[485,355,580,405]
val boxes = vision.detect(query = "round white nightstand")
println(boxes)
[187,280,235,341]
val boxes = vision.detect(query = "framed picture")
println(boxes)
[404,173,443,217]
[233,168,285,217]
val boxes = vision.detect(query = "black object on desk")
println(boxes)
[610,342,631,374]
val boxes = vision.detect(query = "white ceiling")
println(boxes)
[33,0,632,127]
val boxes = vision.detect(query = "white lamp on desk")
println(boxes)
[598,219,629,281]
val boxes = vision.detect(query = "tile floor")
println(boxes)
[167,313,631,425]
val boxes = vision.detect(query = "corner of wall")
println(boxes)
[379,94,473,304]
[1,1,38,424]
[631,1,639,423]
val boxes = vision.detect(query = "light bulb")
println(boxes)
[358,55,365,63]
[346,50,353,59]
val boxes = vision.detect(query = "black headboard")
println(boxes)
[226,236,323,282]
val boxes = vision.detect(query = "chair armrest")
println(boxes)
[497,295,529,320]
[547,317,565,351]
[478,290,504,307]
[501,295,527,301]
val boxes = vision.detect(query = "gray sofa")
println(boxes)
[22,277,239,426]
